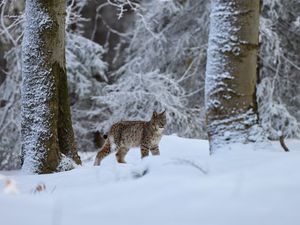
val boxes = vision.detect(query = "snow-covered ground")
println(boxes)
[1,135,300,225]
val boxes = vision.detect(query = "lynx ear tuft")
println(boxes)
[161,110,166,115]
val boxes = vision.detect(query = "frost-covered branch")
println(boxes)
[107,0,139,19]
[98,0,209,138]
[258,0,300,139]
[91,2,131,41]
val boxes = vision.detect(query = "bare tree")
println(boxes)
[21,0,81,173]
[205,0,264,152]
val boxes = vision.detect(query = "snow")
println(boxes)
[204,0,237,111]
[1,135,300,225]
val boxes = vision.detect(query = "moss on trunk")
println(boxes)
[56,62,81,165]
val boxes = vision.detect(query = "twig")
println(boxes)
[172,158,207,175]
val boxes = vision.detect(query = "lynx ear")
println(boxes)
[161,110,166,115]
[153,111,158,117]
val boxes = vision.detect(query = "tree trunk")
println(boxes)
[21,0,81,173]
[205,0,262,153]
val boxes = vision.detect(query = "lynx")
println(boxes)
[94,111,167,166]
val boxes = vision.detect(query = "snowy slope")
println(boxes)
[0,135,300,225]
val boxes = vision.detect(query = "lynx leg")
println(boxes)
[94,140,111,166]
[116,147,129,163]
[150,146,160,156]
[141,145,150,158]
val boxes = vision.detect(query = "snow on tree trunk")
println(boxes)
[21,0,81,174]
[205,0,263,153]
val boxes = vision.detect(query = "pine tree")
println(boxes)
[21,0,81,173]
[205,0,263,152]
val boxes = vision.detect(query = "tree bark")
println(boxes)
[205,0,262,153]
[21,0,81,173]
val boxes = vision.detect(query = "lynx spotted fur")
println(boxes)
[94,111,166,166]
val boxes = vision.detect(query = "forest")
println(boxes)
[0,0,300,225]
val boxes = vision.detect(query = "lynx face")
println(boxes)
[151,111,167,130]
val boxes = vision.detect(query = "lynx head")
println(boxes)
[151,110,167,130]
